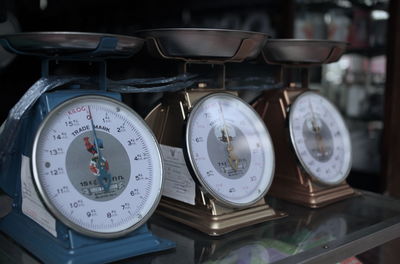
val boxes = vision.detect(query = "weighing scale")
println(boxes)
[0,32,174,263]
[139,28,285,236]
[252,39,356,208]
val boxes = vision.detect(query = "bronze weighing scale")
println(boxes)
[252,39,356,208]
[139,28,286,236]
[0,32,174,263]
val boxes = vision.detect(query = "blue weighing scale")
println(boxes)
[0,32,174,264]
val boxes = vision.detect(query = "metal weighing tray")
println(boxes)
[0,32,144,58]
[136,28,269,63]
[262,39,347,66]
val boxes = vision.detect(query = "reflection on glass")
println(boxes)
[148,193,400,264]
[201,216,347,264]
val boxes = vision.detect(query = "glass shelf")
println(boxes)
[1,191,400,264]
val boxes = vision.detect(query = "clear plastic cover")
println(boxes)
[0,76,89,163]
[0,73,281,168]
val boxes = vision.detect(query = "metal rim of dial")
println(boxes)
[288,91,352,186]
[32,95,164,238]
[185,92,275,208]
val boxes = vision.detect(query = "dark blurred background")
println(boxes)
[0,0,391,194]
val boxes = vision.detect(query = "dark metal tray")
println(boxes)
[0,32,144,58]
[262,39,347,66]
[136,28,269,63]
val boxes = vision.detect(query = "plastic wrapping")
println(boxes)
[0,73,282,167]
[108,80,196,93]
[107,73,197,93]
[228,82,284,91]
[112,73,198,86]
[0,76,89,163]
[227,76,284,91]
[109,74,283,93]
[0,73,195,166]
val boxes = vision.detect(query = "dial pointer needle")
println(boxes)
[308,100,326,157]
[88,105,111,191]
[219,102,239,171]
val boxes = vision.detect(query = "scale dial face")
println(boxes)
[32,95,163,238]
[186,93,275,208]
[289,91,352,185]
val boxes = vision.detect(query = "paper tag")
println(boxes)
[160,145,196,205]
[21,155,57,237]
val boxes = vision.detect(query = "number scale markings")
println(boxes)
[289,92,352,185]
[32,95,163,238]
[186,93,275,208]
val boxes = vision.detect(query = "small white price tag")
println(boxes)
[21,155,57,237]
[160,145,196,205]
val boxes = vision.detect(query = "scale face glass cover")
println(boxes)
[186,93,274,208]
[288,91,352,186]
[32,95,163,238]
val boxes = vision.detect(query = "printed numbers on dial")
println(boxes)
[186,93,275,207]
[32,95,163,238]
[289,92,352,185]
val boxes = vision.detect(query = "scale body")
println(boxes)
[0,32,174,263]
[253,88,355,208]
[140,28,285,236]
[252,40,356,208]
[146,89,284,235]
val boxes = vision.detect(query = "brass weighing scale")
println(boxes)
[252,39,356,208]
[0,32,174,263]
[139,28,286,236]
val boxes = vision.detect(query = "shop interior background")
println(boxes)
[0,0,390,194]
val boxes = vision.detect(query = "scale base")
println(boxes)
[0,210,174,264]
[156,198,286,236]
[269,179,358,208]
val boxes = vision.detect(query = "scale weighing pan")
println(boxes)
[0,32,144,58]
[262,39,347,66]
[136,28,269,63]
